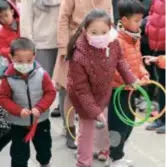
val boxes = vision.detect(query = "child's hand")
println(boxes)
[20,108,31,118]
[130,79,148,89]
[143,56,158,65]
[31,108,41,118]
[96,113,106,125]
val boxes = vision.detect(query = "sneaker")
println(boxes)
[145,120,164,131]
[111,159,133,167]
[156,125,166,134]
[50,107,61,117]
[105,158,133,167]
[98,150,109,161]
[105,157,112,167]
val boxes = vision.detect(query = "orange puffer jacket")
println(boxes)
[112,31,149,88]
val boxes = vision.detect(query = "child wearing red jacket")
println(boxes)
[0,38,56,167]
[0,0,19,75]
[144,0,165,134]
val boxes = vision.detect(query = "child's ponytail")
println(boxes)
[66,21,85,60]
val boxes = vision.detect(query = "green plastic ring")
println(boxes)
[113,85,152,127]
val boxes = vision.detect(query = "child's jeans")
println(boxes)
[77,108,109,167]
[10,119,52,167]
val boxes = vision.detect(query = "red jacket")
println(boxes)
[0,0,20,62]
[67,33,137,120]
[0,62,56,117]
[146,0,165,51]
[113,32,149,88]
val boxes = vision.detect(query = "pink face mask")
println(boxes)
[87,33,110,49]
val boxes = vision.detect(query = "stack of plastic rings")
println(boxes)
[113,84,152,127]
[128,80,166,123]
[66,80,166,136]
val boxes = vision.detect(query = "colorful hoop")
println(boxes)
[128,80,166,122]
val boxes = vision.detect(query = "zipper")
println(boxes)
[25,80,33,126]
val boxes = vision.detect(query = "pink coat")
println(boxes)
[67,33,136,119]
[146,0,165,51]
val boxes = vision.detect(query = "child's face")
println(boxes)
[12,50,35,64]
[0,8,14,25]
[86,19,110,36]
[122,14,143,33]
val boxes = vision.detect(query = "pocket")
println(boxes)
[38,119,51,132]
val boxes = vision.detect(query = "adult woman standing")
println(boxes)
[54,0,113,158]
[20,0,60,77]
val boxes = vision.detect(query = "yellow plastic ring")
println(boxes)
[66,106,76,140]
[128,80,166,122]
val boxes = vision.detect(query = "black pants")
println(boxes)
[10,119,52,167]
[157,67,165,123]
[108,90,135,161]
[0,130,11,151]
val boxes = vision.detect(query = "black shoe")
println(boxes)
[156,125,166,134]
[50,106,61,117]
[66,126,77,149]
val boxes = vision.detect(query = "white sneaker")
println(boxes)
[105,157,112,167]
[110,159,133,167]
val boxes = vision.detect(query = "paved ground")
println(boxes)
[0,116,165,167]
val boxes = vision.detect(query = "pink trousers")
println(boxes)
[77,108,109,167]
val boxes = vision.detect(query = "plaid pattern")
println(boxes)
[0,107,11,138]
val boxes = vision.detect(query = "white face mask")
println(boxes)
[14,63,34,74]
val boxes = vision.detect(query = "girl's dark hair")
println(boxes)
[0,0,10,12]
[10,37,36,56]
[118,0,145,18]
[66,9,112,60]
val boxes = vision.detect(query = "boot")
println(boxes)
[66,126,77,149]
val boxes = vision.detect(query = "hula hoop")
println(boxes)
[113,85,152,126]
[128,80,166,122]
[66,106,76,140]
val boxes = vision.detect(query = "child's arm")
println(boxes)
[34,72,56,113]
[57,0,74,56]
[68,60,102,119]
[140,63,150,80]
[156,56,166,69]
[116,42,137,84]
[0,78,23,116]
[144,55,166,69]
[20,0,33,40]
[117,58,137,85]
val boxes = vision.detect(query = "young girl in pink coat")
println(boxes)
[66,9,138,167]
